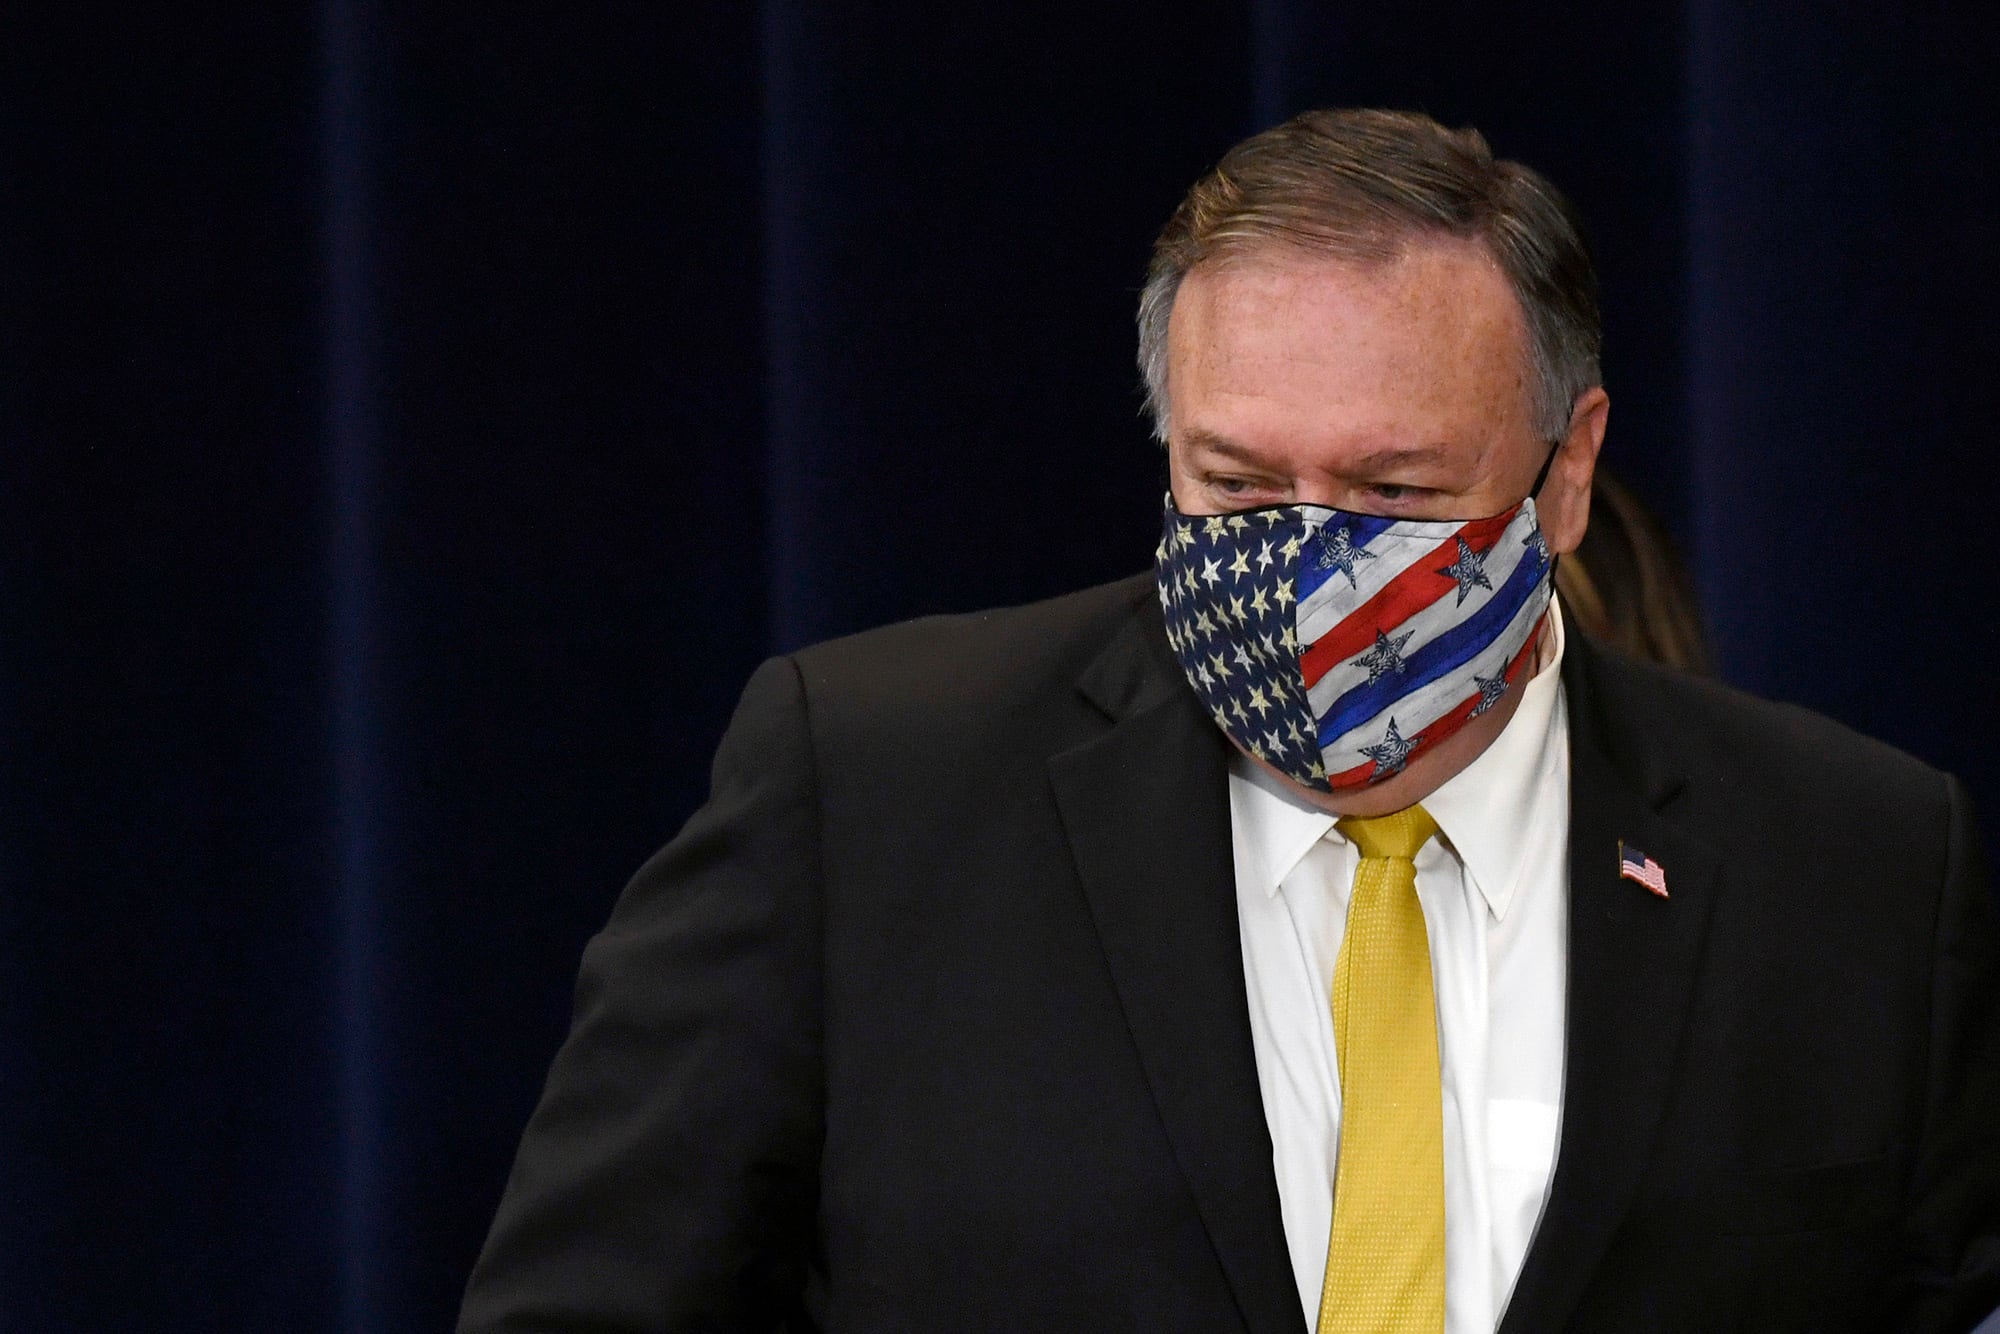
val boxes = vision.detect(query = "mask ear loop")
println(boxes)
[1529,437,1562,499]
[1528,437,1563,582]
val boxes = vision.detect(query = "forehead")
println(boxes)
[1166,240,1537,461]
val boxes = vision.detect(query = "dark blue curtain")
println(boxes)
[4,3,1994,1327]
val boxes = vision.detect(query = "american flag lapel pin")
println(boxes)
[1618,840,1669,898]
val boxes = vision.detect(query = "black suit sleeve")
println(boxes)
[1902,775,2000,1333]
[459,656,823,1332]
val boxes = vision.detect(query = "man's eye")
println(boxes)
[1210,475,1269,498]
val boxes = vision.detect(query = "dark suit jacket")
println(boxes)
[461,573,2000,1332]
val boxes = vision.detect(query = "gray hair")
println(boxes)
[1137,108,1601,445]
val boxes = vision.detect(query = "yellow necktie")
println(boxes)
[1317,805,1445,1334]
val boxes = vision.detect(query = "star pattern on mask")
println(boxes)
[1470,668,1509,716]
[1435,535,1493,606]
[1523,525,1551,565]
[1310,523,1376,588]
[1153,498,1325,781]
[1355,628,1415,685]
[1358,718,1417,779]
[1155,495,1543,792]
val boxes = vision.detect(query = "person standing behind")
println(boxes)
[1556,468,1712,675]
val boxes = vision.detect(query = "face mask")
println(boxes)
[1154,492,1554,792]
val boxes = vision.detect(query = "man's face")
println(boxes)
[1161,238,1608,814]
[1163,239,1603,557]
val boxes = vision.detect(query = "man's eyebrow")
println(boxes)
[1178,427,1265,464]
[1180,428,1454,474]
[1344,442,1453,473]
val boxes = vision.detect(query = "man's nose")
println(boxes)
[1290,479,1350,508]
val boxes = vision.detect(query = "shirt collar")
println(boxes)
[1228,598,1569,921]
[1228,749,1339,901]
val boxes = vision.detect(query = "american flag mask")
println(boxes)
[1154,493,1554,791]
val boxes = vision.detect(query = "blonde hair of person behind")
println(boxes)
[1557,469,1714,675]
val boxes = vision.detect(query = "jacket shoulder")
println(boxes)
[763,572,1167,818]
[789,573,1157,715]
[1577,638,1951,831]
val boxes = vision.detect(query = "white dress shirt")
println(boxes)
[1231,601,1572,1334]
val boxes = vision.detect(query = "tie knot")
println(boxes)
[1336,804,1439,862]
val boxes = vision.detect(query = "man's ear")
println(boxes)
[1541,387,1608,557]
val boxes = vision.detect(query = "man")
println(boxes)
[461,110,2000,1332]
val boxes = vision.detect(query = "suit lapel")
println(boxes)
[1047,606,1306,1334]
[1498,640,1721,1334]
